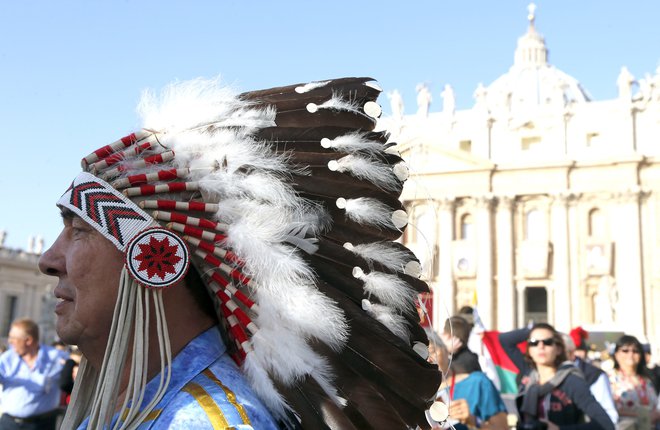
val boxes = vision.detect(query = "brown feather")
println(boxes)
[240,77,380,105]
[313,280,441,428]
[275,108,376,130]
[256,126,389,145]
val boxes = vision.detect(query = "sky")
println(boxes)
[1,0,659,251]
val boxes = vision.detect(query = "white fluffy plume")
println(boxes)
[362,299,410,341]
[330,154,399,191]
[339,197,397,229]
[309,94,361,115]
[222,199,348,349]
[245,327,342,417]
[295,80,330,93]
[138,76,275,135]
[345,242,413,273]
[321,132,386,157]
[354,267,415,313]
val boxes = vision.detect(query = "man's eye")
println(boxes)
[71,225,90,236]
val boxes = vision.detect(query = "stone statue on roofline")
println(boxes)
[441,84,456,117]
[387,89,404,120]
[617,66,635,101]
[416,83,432,117]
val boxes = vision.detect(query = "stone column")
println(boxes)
[434,196,456,329]
[566,193,581,328]
[612,187,646,336]
[550,192,575,332]
[496,195,516,330]
[639,189,655,345]
[25,283,36,316]
[475,194,495,328]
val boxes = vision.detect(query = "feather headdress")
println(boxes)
[58,76,442,429]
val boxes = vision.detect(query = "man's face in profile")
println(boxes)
[38,209,125,350]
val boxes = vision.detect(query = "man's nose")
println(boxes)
[38,231,66,276]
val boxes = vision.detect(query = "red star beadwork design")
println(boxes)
[134,235,182,280]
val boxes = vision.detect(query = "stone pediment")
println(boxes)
[397,138,493,174]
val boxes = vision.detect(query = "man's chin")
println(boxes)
[55,319,81,346]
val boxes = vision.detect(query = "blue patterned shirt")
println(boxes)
[78,327,279,429]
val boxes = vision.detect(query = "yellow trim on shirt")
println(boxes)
[119,407,162,423]
[202,368,252,425]
[142,408,162,423]
[183,382,229,429]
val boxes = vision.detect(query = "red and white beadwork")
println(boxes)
[125,227,190,288]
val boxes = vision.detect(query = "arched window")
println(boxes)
[588,208,606,237]
[460,213,474,240]
[524,209,544,240]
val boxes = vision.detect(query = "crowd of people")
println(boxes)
[427,308,660,430]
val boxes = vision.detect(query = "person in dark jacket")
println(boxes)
[499,323,614,430]
[58,347,82,405]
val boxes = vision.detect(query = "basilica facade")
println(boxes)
[380,8,660,350]
[0,235,57,344]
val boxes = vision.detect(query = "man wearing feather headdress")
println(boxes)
[38,76,442,429]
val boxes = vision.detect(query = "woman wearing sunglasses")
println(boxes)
[499,323,614,430]
[607,335,659,429]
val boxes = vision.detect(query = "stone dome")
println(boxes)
[478,4,590,116]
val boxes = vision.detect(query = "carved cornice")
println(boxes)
[438,195,456,211]
[496,194,516,211]
[474,193,496,210]
[551,191,581,207]
[611,186,652,204]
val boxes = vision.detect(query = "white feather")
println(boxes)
[223,201,348,349]
[295,81,330,93]
[332,154,400,191]
[346,242,413,273]
[249,327,342,405]
[314,94,361,114]
[362,299,410,341]
[138,76,275,135]
[357,269,415,313]
[243,354,291,419]
[321,132,385,157]
[341,197,398,229]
